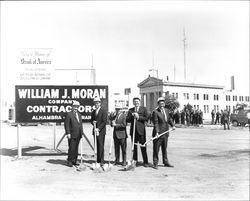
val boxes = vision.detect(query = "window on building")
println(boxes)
[214,94,219,101]
[176,93,178,99]
[183,93,189,100]
[194,93,199,100]
[233,95,237,101]
[217,105,219,112]
[204,105,206,113]
[203,94,209,100]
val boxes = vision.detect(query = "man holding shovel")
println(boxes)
[111,106,128,166]
[152,97,176,170]
[126,97,149,167]
[91,97,108,168]
[64,101,84,167]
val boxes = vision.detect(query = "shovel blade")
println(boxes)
[76,164,86,172]
[103,163,112,171]
[124,160,136,171]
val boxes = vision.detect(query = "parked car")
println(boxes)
[230,108,250,126]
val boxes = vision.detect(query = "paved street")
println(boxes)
[0,123,249,200]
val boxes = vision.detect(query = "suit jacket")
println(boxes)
[126,106,148,136]
[152,107,174,137]
[112,112,127,139]
[64,111,83,138]
[91,107,107,135]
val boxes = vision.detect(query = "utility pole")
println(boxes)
[174,64,176,81]
[90,54,96,85]
[183,28,187,82]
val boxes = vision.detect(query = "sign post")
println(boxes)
[53,123,56,150]
[17,124,22,159]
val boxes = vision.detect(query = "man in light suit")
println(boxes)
[91,97,107,167]
[152,97,176,169]
[64,101,84,167]
[126,97,149,167]
[111,106,127,166]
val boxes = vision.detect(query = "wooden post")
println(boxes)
[17,124,22,159]
[53,123,56,150]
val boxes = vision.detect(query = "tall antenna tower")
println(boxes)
[90,54,96,85]
[174,64,176,81]
[183,28,187,82]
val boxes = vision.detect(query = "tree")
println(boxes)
[184,103,193,113]
[164,94,180,113]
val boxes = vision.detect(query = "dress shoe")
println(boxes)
[164,163,174,168]
[122,162,126,166]
[153,165,158,170]
[73,162,80,166]
[67,161,73,167]
[144,163,150,168]
[113,161,119,166]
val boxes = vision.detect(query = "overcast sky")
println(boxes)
[1,1,249,101]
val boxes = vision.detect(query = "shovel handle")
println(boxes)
[142,128,174,146]
[93,121,97,161]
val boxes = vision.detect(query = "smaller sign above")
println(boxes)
[19,48,53,82]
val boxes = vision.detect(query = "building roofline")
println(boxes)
[137,76,225,90]
[163,81,225,90]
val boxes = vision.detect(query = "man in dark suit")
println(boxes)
[91,97,107,167]
[152,97,176,169]
[64,101,84,167]
[126,97,149,167]
[111,106,127,166]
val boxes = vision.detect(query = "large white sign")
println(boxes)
[19,48,53,82]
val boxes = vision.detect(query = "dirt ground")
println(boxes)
[0,122,249,200]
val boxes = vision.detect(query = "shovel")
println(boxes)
[137,128,174,147]
[92,121,102,172]
[124,118,136,171]
[103,132,114,171]
[76,137,86,171]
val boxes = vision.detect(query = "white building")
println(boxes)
[137,76,250,120]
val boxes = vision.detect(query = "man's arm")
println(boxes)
[97,109,107,131]
[153,110,160,133]
[138,107,148,122]
[126,109,134,123]
[64,113,72,138]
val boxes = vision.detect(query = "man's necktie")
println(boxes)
[115,113,121,123]
[75,112,79,123]
[161,108,167,122]
[95,109,99,117]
